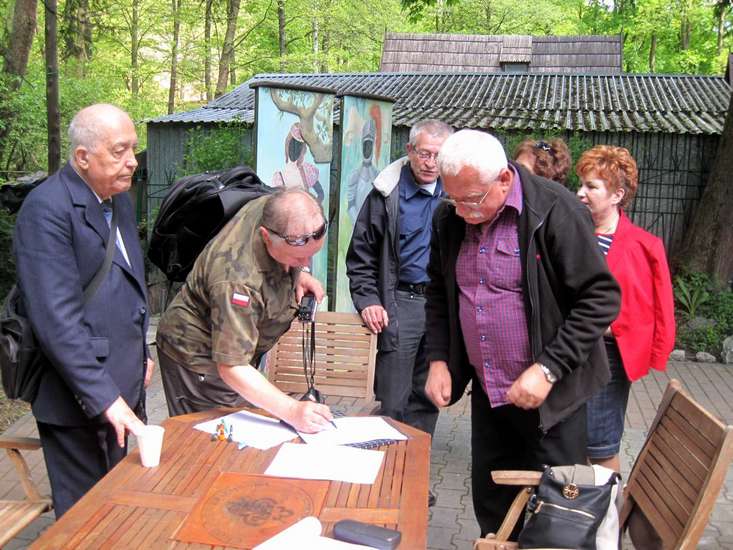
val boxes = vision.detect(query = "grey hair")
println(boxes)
[68,103,127,160]
[408,119,454,146]
[437,130,508,181]
[261,188,325,234]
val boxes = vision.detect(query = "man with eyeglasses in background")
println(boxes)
[156,188,335,433]
[424,129,621,538]
[346,120,453,505]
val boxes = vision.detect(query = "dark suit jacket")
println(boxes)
[14,163,149,426]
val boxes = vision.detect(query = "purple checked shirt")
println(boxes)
[456,168,532,407]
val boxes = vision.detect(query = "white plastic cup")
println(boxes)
[137,425,165,467]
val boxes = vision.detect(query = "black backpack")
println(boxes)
[148,165,272,282]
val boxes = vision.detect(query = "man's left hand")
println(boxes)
[295,271,325,303]
[506,363,553,410]
[144,358,155,388]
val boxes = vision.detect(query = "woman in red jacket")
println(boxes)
[576,145,676,473]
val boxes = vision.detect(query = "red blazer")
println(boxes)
[607,210,676,381]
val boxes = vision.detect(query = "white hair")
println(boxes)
[68,104,129,160]
[437,130,508,182]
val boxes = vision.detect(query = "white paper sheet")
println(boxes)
[253,517,375,550]
[297,416,407,447]
[193,410,297,450]
[265,442,385,484]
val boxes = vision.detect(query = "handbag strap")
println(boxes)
[82,197,119,303]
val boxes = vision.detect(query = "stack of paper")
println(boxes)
[193,410,296,450]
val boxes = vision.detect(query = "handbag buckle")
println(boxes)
[562,483,579,500]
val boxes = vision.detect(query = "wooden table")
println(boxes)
[31,408,430,549]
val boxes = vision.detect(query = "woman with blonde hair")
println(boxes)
[514,138,571,184]
[576,145,675,473]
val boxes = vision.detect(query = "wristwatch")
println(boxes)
[538,363,558,384]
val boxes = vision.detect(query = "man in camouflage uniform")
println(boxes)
[156,189,334,433]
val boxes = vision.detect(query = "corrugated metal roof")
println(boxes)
[149,72,731,135]
[380,32,622,73]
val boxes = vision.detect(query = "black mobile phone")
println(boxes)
[333,519,401,549]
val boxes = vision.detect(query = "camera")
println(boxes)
[297,293,317,322]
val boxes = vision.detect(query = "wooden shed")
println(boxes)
[379,33,623,74]
[147,71,730,259]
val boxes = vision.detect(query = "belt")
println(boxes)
[397,281,426,295]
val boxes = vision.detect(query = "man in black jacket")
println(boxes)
[346,120,453,440]
[424,129,620,537]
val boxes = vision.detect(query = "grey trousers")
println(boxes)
[375,289,439,436]
[158,348,248,417]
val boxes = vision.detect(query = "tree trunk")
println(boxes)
[62,0,92,74]
[45,0,61,174]
[204,0,213,101]
[215,0,241,98]
[277,0,286,71]
[167,0,181,114]
[675,96,733,286]
[648,33,656,72]
[3,0,38,92]
[130,0,140,98]
[679,11,690,50]
[716,7,724,55]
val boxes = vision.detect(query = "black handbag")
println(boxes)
[0,199,119,402]
[518,464,620,550]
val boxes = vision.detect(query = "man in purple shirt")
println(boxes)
[424,130,620,538]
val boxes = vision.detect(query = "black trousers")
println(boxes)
[37,420,126,518]
[470,382,587,538]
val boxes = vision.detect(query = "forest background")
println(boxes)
[0,0,731,178]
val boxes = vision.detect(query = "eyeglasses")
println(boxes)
[442,188,491,209]
[414,149,439,162]
[265,221,328,246]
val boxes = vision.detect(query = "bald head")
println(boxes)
[69,104,139,199]
[261,188,325,235]
[69,104,134,159]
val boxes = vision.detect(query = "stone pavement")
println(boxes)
[3,351,733,548]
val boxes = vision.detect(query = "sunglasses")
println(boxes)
[265,221,328,246]
[442,188,491,209]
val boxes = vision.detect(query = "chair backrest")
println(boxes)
[265,311,377,401]
[620,378,733,550]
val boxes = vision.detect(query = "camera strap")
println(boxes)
[300,318,322,403]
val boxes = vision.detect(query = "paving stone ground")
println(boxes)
[3,321,732,548]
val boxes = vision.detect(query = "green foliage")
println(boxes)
[674,272,733,356]
[180,123,254,176]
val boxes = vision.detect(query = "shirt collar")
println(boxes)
[400,164,442,200]
[504,164,523,215]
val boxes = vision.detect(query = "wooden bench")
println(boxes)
[0,436,52,546]
[265,311,378,414]
[473,379,733,550]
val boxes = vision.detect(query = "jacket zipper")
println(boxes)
[534,499,595,520]
[527,217,546,433]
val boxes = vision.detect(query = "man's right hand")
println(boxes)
[285,400,334,433]
[360,304,389,333]
[425,361,452,407]
[104,396,145,447]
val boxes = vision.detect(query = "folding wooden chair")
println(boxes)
[473,379,733,550]
[265,311,378,414]
[0,436,52,546]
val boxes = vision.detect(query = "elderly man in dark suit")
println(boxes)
[14,104,152,517]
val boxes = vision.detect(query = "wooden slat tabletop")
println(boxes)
[31,408,430,549]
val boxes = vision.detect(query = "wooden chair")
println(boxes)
[0,436,52,546]
[265,311,378,414]
[473,379,733,550]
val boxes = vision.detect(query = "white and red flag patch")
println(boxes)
[231,292,251,307]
